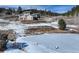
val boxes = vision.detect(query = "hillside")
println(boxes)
[62,6,79,16]
[23,9,60,16]
[0,7,60,16]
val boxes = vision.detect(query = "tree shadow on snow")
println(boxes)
[7,42,28,50]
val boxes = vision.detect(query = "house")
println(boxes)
[18,12,40,21]
[18,13,33,20]
[27,14,33,20]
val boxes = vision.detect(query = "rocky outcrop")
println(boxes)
[8,32,16,41]
[0,30,16,51]
[0,33,8,51]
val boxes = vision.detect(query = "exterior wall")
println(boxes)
[26,15,33,20]
[18,13,41,21]
[18,14,33,20]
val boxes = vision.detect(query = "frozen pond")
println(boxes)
[18,33,79,53]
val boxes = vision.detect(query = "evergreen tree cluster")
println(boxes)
[62,6,79,16]
[0,6,60,16]
[58,19,66,30]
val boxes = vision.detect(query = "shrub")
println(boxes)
[58,19,66,30]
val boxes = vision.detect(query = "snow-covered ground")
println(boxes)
[0,19,79,53]
[25,33,79,53]
[4,33,79,53]
[0,19,78,31]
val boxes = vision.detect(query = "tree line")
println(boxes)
[62,5,79,16]
[0,6,60,16]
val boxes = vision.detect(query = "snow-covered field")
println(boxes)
[0,19,79,53]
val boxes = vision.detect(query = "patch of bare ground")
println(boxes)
[67,27,79,33]
[21,20,48,24]
[2,15,18,21]
[25,26,79,35]
[25,26,66,35]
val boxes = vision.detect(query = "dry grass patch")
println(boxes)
[21,20,47,24]
[25,26,66,35]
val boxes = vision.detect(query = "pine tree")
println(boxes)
[58,19,66,30]
[17,6,22,14]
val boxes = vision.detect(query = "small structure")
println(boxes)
[18,13,33,20]
[27,14,33,20]
[18,11,40,21]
